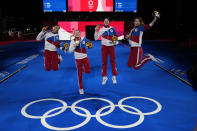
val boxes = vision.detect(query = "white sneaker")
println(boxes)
[79,89,84,95]
[112,76,117,84]
[102,77,108,85]
[58,55,63,68]
[146,53,164,63]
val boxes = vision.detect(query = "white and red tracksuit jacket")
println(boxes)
[36,31,60,51]
[94,26,117,46]
[128,24,153,47]
[69,37,91,90]
[94,25,118,76]
[69,37,90,59]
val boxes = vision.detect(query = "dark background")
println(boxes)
[0,0,196,40]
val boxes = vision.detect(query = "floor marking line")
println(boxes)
[154,63,192,87]
[0,65,27,84]
[1,57,29,70]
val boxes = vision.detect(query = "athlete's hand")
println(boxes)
[70,35,75,40]
[95,24,100,31]
[42,26,49,32]
[74,41,79,47]
[125,35,130,39]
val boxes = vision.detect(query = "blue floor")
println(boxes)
[0,41,197,131]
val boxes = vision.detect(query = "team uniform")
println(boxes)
[94,25,118,77]
[128,24,155,70]
[69,37,91,91]
[36,31,62,71]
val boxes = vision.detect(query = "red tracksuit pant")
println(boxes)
[44,50,59,71]
[76,57,91,89]
[128,47,152,70]
[101,45,117,76]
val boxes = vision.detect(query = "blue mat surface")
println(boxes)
[0,41,197,131]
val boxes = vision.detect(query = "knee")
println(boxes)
[128,61,134,67]
[128,60,135,67]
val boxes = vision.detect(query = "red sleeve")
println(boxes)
[47,40,60,48]
[144,24,151,30]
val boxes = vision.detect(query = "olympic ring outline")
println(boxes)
[118,96,162,115]
[21,98,68,119]
[71,98,115,117]
[21,96,162,130]
[41,106,91,131]
[96,105,145,129]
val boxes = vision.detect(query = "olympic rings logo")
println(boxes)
[21,96,162,130]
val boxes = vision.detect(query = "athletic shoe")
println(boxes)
[112,76,117,84]
[146,53,164,63]
[79,89,84,95]
[102,77,108,85]
[58,55,63,68]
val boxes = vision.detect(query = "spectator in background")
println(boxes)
[17,31,23,40]
[8,29,13,40]
[8,28,15,40]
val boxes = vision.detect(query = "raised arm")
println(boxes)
[149,17,158,27]
[140,16,158,31]
[36,31,46,40]
[69,40,77,53]
[94,25,103,40]
[36,26,48,40]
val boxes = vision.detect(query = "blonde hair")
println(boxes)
[74,29,81,33]
[52,25,60,28]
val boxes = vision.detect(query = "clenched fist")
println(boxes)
[95,24,100,31]
[125,34,130,39]
[42,26,49,32]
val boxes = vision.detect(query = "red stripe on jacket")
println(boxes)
[47,40,60,48]
[144,24,151,30]
[75,48,87,54]
[130,36,140,43]
[102,35,114,41]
